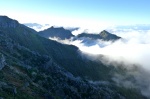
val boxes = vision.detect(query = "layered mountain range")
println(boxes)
[37,26,121,41]
[0,16,146,99]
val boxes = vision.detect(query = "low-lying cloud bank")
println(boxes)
[49,27,150,98]
[80,29,150,98]
[49,28,150,71]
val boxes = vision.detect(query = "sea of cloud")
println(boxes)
[49,26,150,98]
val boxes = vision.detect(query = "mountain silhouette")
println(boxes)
[76,30,121,41]
[38,26,74,39]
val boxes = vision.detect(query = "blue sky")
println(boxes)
[0,0,150,27]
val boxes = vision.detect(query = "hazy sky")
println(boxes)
[0,0,150,27]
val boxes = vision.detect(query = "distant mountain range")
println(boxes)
[24,23,79,32]
[115,24,150,30]
[107,24,150,33]
[24,23,150,35]
[24,23,43,28]
[37,26,121,42]
[0,16,146,99]
[24,23,50,31]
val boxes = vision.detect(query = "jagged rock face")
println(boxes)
[0,54,5,70]
[0,16,19,28]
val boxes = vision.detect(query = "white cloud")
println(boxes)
[78,30,150,68]
[47,24,150,97]
[74,29,150,98]
[51,27,150,98]
[49,28,150,71]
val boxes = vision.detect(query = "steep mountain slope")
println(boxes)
[0,16,111,80]
[38,26,74,39]
[76,30,121,41]
[0,16,146,99]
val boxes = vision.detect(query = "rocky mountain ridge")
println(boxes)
[76,30,121,41]
[39,26,75,40]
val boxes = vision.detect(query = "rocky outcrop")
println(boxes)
[0,53,6,70]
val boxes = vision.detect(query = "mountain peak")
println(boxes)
[99,30,121,40]
[99,30,110,38]
[0,16,19,28]
[50,26,64,30]
[50,26,54,28]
